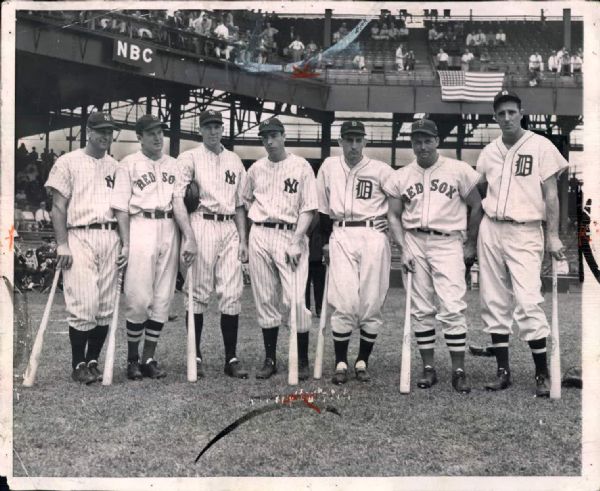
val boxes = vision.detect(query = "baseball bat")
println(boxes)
[23,268,61,387]
[288,269,299,385]
[187,267,197,383]
[102,269,124,386]
[399,271,413,394]
[550,258,561,399]
[313,268,329,379]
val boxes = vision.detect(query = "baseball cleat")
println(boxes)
[332,362,349,385]
[451,368,471,394]
[141,359,167,379]
[354,360,371,383]
[72,362,97,385]
[127,360,143,380]
[468,345,494,357]
[196,357,205,378]
[417,366,438,389]
[298,360,310,381]
[561,366,582,388]
[224,358,249,379]
[535,373,550,398]
[485,368,512,391]
[87,360,103,382]
[255,358,277,379]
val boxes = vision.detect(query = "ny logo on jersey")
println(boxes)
[515,154,533,176]
[356,179,373,199]
[105,174,115,189]
[284,178,299,194]
[225,170,236,185]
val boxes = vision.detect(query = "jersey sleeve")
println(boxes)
[44,156,72,199]
[299,161,318,213]
[110,161,132,212]
[457,162,482,198]
[475,147,489,183]
[316,162,330,215]
[173,151,195,199]
[242,163,256,209]
[382,169,404,199]
[234,160,247,208]
[539,139,569,182]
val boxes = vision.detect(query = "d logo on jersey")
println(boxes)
[105,174,115,189]
[356,179,373,199]
[284,178,299,194]
[225,170,236,185]
[515,154,533,176]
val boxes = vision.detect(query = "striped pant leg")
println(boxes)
[214,222,243,315]
[96,229,121,326]
[149,219,180,323]
[187,216,217,314]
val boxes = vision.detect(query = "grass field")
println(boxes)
[12,284,581,477]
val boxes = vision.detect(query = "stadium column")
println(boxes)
[168,91,187,158]
[79,105,88,148]
[324,9,332,49]
[229,100,236,149]
[456,121,465,161]
[563,9,571,52]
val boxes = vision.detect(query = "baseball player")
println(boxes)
[45,112,124,384]
[243,117,317,380]
[385,119,483,393]
[477,90,568,397]
[316,120,393,384]
[111,114,179,380]
[173,110,249,379]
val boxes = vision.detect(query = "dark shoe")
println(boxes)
[451,368,471,394]
[72,362,97,384]
[87,360,103,382]
[535,373,550,398]
[417,366,438,388]
[196,357,205,378]
[224,358,249,379]
[140,359,167,379]
[485,368,512,391]
[298,360,310,381]
[469,345,494,357]
[354,360,371,382]
[256,358,277,379]
[332,362,349,385]
[127,360,143,380]
[168,314,178,322]
[562,366,582,388]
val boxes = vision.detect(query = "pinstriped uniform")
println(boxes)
[173,144,246,314]
[316,156,393,340]
[243,154,318,331]
[476,130,569,340]
[111,151,180,324]
[44,149,120,332]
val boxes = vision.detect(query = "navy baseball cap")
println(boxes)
[87,112,119,130]
[199,110,223,126]
[340,120,366,137]
[258,117,285,135]
[493,90,521,110]
[411,119,438,137]
[135,114,168,134]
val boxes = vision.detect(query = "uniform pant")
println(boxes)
[63,228,120,331]
[124,216,179,324]
[248,225,311,332]
[404,230,467,336]
[305,260,326,313]
[477,216,549,341]
[328,227,390,337]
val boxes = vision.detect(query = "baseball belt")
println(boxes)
[415,227,451,237]
[334,220,376,227]
[256,222,295,231]
[142,210,174,219]
[69,222,117,231]
[487,215,527,225]
[201,213,234,222]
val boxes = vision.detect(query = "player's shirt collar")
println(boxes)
[203,143,225,157]
[412,154,445,173]
[341,155,369,172]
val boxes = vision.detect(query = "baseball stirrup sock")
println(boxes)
[126,321,145,362]
[415,329,436,350]
[186,312,204,358]
[221,314,239,362]
[69,326,88,369]
[358,330,377,364]
[332,332,351,365]
[142,320,164,362]
[445,332,466,352]
[528,338,548,376]
[297,332,309,364]
[491,333,510,370]
[262,326,279,361]
[86,325,109,363]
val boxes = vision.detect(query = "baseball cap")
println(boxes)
[258,117,285,135]
[87,112,119,130]
[493,90,521,111]
[135,114,168,134]
[199,110,223,126]
[411,119,438,137]
[340,120,366,137]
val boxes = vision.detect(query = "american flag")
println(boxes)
[438,71,505,102]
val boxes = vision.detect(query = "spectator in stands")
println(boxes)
[444,25,457,42]
[428,24,443,41]
[339,22,349,38]
[35,201,51,228]
[437,48,449,70]
[480,49,491,72]
[571,50,583,76]
[214,19,231,59]
[352,52,366,71]
[379,23,391,40]
[465,31,476,47]
[395,44,405,71]
[199,13,212,35]
[370,22,381,40]
[17,143,28,163]
[475,29,487,46]
[486,29,496,47]
[289,35,305,63]
[389,23,401,41]
[306,40,319,59]
[495,29,506,46]
[461,49,474,71]
[560,49,570,76]
[190,12,203,33]
[528,51,543,86]
[404,50,416,71]
[235,30,251,64]
[29,146,38,163]
[548,50,560,73]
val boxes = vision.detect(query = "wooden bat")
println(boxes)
[288,268,299,385]
[23,268,61,387]
[313,268,329,379]
[550,257,561,399]
[102,269,124,386]
[399,271,413,394]
[187,266,198,382]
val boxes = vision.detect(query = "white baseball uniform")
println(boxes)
[243,153,318,331]
[111,150,179,324]
[477,130,569,340]
[384,155,480,350]
[317,156,393,340]
[173,144,246,315]
[45,148,120,332]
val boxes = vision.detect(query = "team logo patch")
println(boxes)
[355,179,373,199]
[225,170,236,185]
[105,174,115,189]
[284,178,299,194]
[515,154,533,176]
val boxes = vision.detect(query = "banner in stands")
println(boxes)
[113,38,155,68]
[438,71,505,102]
